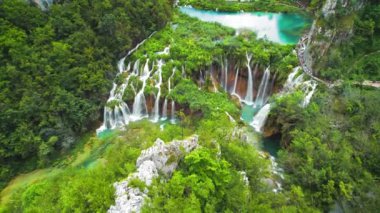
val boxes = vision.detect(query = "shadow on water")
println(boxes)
[260,134,281,158]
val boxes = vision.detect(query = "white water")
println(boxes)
[251,104,271,132]
[232,67,239,94]
[254,67,271,108]
[118,57,127,74]
[162,99,168,120]
[302,81,318,107]
[169,68,177,123]
[223,58,228,91]
[152,60,164,122]
[171,101,176,124]
[131,60,151,121]
[244,53,254,105]
[281,67,318,107]
[97,36,158,134]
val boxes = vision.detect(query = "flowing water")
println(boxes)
[244,53,254,104]
[180,6,311,44]
[254,67,271,108]
[251,103,271,132]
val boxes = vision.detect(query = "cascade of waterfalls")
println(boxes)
[251,104,271,132]
[254,67,271,108]
[283,67,304,92]
[97,36,157,134]
[281,66,318,107]
[244,53,254,105]
[131,60,151,121]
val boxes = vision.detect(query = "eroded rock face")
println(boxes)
[305,0,364,72]
[108,135,199,213]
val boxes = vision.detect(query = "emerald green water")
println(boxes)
[241,104,260,123]
[180,7,311,44]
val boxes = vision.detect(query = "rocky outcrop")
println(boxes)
[108,135,199,213]
[27,0,53,10]
[305,0,364,74]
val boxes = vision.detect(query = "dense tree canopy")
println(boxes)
[0,0,173,188]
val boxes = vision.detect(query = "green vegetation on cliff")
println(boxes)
[266,84,380,211]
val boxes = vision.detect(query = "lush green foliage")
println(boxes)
[267,85,380,211]
[179,0,304,13]
[0,0,172,187]
[1,121,187,212]
[172,79,239,117]
[123,12,299,104]
[312,2,380,81]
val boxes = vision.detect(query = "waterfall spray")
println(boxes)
[251,104,271,132]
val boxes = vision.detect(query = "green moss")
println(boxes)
[128,178,147,191]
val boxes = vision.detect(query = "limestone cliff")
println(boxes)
[304,0,365,75]
[108,136,199,213]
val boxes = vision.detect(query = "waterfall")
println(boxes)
[132,59,140,75]
[171,101,176,124]
[231,67,243,101]
[244,53,254,105]
[251,104,271,132]
[96,34,161,134]
[232,67,239,94]
[120,102,131,124]
[199,70,205,87]
[131,60,151,121]
[302,81,318,107]
[114,106,124,127]
[152,60,164,122]
[224,57,228,91]
[118,57,126,74]
[254,67,271,108]
[210,67,219,92]
[283,67,304,92]
[162,99,168,120]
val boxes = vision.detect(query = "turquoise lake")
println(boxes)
[180,7,311,44]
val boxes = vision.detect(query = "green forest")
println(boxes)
[0,0,379,212]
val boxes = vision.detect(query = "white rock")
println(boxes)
[108,135,199,213]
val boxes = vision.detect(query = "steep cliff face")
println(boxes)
[304,0,365,75]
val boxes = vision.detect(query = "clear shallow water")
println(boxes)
[241,104,260,123]
[180,7,310,44]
